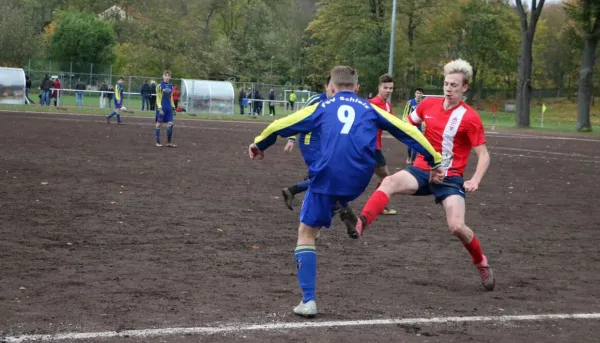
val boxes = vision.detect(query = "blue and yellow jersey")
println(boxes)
[294,93,327,169]
[403,98,422,130]
[114,83,124,104]
[254,91,442,196]
[156,81,175,110]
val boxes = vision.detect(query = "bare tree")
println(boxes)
[567,0,600,132]
[515,0,546,128]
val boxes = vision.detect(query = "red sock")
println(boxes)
[360,190,389,226]
[464,236,484,265]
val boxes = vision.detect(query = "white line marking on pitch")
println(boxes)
[486,131,600,142]
[491,146,600,159]
[491,152,600,164]
[0,110,270,126]
[3,313,600,342]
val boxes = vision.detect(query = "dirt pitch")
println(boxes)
[1,111,599,343]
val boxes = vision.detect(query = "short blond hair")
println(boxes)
[443,59,472,85]
[330,66,358,89]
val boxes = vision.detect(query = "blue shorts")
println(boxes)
[406,166,466,204]
[300,189,359,228]
[114,101,122,109]
[156,108,174,123]
[375,149,387,168]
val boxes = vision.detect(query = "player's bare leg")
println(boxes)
[374,166,396,215]
[342,170,418,239]
[442,195,495,291]
[294,222,320,317]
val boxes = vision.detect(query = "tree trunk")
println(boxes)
[406,10,416,99]
[476,70,484,110]
[467,67,477,105]
[516,33,533,128]
[576,37,598,132]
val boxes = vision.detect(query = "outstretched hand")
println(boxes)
[248,143,264,160]
[284,140,295,153]
[464,179,479,192]
[430,167,445,184]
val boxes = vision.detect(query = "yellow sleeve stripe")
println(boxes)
[304,132,312,145]
[372,105,443,165]
[402,101,411,121]
[254,104,319,145]
[171,86,175,108]
[114,84,121,102]
[156,83,163,109]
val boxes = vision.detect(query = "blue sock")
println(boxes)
[167,125,173,142]
[116,113,121,122]
[296,179,310,193]
[107,111,115,118]
[295,245,317,303]
[155,127,161,143]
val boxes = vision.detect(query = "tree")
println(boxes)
[305,0,390,94]
[49,11,117,69]
[515,0,546,128]
[566,0,600,132]
[439,0,519,107]
[0,1,43,66]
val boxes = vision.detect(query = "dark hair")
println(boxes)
[118,77,125,81]
[379,74,393,84]
[415,88,424,93]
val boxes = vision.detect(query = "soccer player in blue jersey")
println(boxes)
[280,77,330,210]
[155,70,177,147]
[106,77,125,125]
[404,88,424,163]
[248,66,444,317]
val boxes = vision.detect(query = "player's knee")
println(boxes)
[167,122,174,129]
[298,223,319,243]
[447,220,466,236]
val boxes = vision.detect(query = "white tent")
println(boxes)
[180,79,235,115]
[0,67,26,105]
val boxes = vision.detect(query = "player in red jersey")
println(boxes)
[368,74,397,215]
[340,59,495,291]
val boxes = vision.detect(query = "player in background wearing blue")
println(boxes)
[280,77,330,210]
[155,70,177,147]
[106,77,125,125]
[404,88,424,164]
[248,66,444,317]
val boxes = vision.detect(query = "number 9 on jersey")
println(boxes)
[338,105,356,134]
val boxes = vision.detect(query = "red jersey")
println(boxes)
[369,95,394,149]
[408,97,485,177]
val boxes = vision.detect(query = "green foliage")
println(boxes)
[0,0,43,66]
[9,0,592,105]
[49,11,116,69]
[305,0,390,94]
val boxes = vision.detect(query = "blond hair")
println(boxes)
[330,66,358,89]
[443,59,472,85]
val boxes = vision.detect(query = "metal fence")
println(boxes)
[23,60,313,106]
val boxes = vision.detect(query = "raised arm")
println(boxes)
[372,106,442,169]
